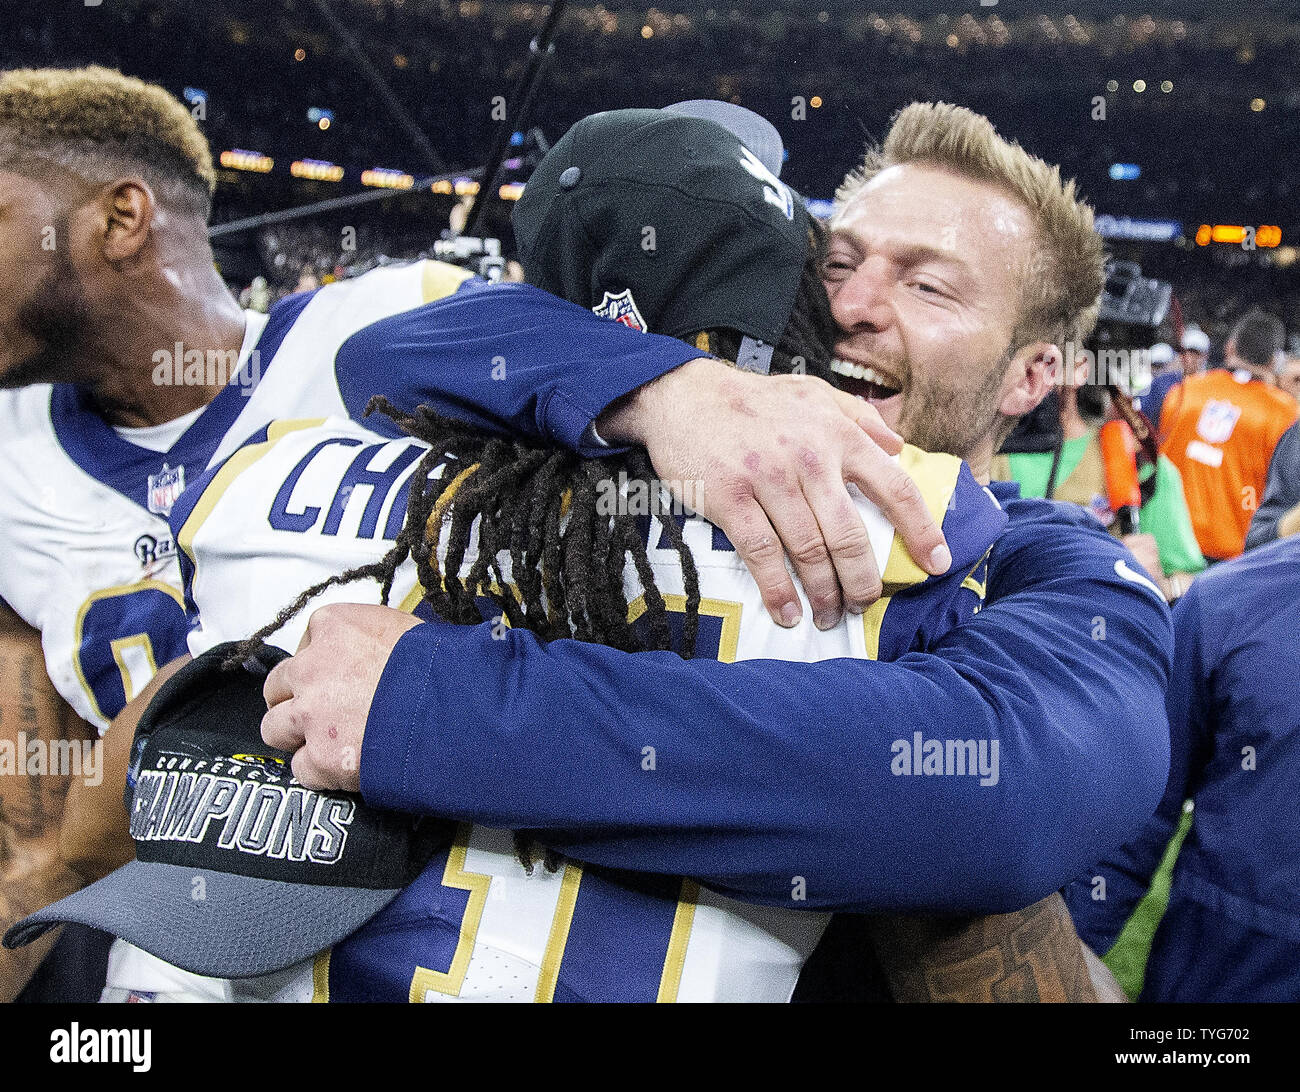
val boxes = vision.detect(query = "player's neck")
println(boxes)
[966,443,993,486]
[82,272,248,428]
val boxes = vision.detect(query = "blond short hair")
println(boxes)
[835,102,1106,348]
[0,66,214,217]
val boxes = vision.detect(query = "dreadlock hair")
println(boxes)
[234,398,702,873]
[234,223,840,871]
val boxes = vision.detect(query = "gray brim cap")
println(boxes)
[4,861,400,979]
[663,99,785,177]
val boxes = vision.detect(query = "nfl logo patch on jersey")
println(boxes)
[593,289,646,332]
[1195,400,1242,445]
[147,464,186,516]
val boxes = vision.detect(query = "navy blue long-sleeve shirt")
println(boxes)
[361,484,1172,914]
[1066,537,1300,1001]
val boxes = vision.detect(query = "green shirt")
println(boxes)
[1005,433,1206,575]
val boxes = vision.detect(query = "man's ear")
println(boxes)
[98,179,156,263]
[1000,341,1062,419]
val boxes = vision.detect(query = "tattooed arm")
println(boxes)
[0,601,91,1002]
[867,893,1125,1002]
[60,654,189,883]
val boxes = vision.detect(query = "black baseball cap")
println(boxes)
[3,643,445,979]
[513,107,812,375]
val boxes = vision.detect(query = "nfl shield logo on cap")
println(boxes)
[593,289,647,332]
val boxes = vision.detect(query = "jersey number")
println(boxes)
[73,581,191,722]
[315,596,741,1002]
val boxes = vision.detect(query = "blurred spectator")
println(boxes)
[1179,326,1212,378]
[1136,340,1176,428]
[1068,536,1300,1001]
[1160,310,1298,561]
[1147,327,1212,438]
[995,381,1204,600]
[1245,420,1300,549]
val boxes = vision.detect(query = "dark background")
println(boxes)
[7,0,1298,340]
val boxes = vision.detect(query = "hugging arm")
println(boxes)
[334,285,945,624]
[358,507,1172,915]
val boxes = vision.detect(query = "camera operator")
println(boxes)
[992,380,1204,601]
[1159,309,1298,562]
[993,264,1204,601]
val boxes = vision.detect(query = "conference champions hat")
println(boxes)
[3,643,444,979]
[513,105,813,375]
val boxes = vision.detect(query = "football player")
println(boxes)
[1,67,936,1000]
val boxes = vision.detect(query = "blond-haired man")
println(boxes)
[265,103,1173,1000]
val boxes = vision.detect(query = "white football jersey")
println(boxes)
[152,415,1003,1002]
[0,260,475,733]
[0,261,477,1002]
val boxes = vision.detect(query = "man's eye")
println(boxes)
[824,260,855,273]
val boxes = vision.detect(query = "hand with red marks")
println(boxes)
[598,358,951,629]
[261,603,420,791]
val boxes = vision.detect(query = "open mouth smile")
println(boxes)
[830,358,904,403]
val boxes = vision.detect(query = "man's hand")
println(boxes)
[598,358,952,630]
[261,604,420,792]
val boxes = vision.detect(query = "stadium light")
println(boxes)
[361,168,415,190]
[290,159,345,182]
[1196,224,1283,248]
[219,150,274,173]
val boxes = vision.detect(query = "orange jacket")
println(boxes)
[1159,369,1299,560]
